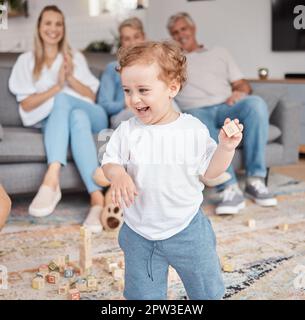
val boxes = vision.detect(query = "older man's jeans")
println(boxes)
[185,95,269,190]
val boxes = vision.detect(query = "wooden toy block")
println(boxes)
[32,276,45,290]
[38,264,49,275]
[222,120,240,138]
[46,274,56,284]
[55,256,66,270]
[79,227,92,276]
[101,257,112,266]
[80,226,91,238]
[47,271,60,284]
[75,279,88,292]
[247,219,256,229]
[48,261,59,272]
[112,268,124,281]
[118,260,125,269]
[107,262,118,274]
[278,223,289,231]
[113,279,124,291]
[64,267,74,278]
[58,283,69,295]
[222,263,234,273]
[68,288,80,300]
[86,275,97,288]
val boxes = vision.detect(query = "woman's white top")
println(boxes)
[102,113,217,240]
[9,50,99,126]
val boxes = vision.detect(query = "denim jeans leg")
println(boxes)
[185,106,238,189]
[69,108,107,193]
[216,95,269,178]
[43,93,73,166]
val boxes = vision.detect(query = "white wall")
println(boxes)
[0,0,146,52]
[145,0,305,78]
[1,0,304,78]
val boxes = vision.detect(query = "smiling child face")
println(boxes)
[121,62,179,125]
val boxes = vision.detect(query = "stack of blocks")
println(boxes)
[101,257,125,291]
[79,226,92,276]
[31,228,100,298]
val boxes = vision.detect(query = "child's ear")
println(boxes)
[169,80,180,98]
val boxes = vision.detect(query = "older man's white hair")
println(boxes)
[167,12,195,32]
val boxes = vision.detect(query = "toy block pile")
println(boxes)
[31,227,98,299]
[100,256,125,291]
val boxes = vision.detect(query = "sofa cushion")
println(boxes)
[0,127,46,163]
[268,124,282,142]
[0,127,100,164]
[0,66,22,126]
[252,87,285,116]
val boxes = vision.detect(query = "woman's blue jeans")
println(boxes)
[41,93,109,193]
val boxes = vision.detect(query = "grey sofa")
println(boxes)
[0,53,301,195]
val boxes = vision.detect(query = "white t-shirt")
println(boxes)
[9,51,99,126]
[102,113,217,240]
[175,47,244,110]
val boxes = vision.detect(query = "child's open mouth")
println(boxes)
[136,106,150,114]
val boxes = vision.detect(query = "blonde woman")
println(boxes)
[9,6,108,232]
[97,17,146,129]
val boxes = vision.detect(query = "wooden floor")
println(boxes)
[272,156,305,182]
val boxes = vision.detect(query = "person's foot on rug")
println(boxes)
[245,177,277,207]
[83,205,103,233]
[215,184,246,215]
[29,185,61,217]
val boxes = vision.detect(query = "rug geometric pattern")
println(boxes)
[1,173,305,299]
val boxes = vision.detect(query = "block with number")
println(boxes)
[58,282,69,295]
[69,288,80,300]
[47,271,60,284]
[222,120,240,138]
[64,267,74,278]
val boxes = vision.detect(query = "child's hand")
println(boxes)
[110,172,139,209]
[218,118,243,152]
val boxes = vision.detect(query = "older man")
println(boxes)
[167,12,277,215]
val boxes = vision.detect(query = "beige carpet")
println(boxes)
[1,176,305,300]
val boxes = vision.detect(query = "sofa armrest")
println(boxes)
[0,124,3,141]
[270,98,301,164]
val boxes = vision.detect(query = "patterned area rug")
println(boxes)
[0,172,305,300]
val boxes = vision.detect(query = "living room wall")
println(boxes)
[1,0,304,78]
[145,0,305,78]
[0,0,146,53]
